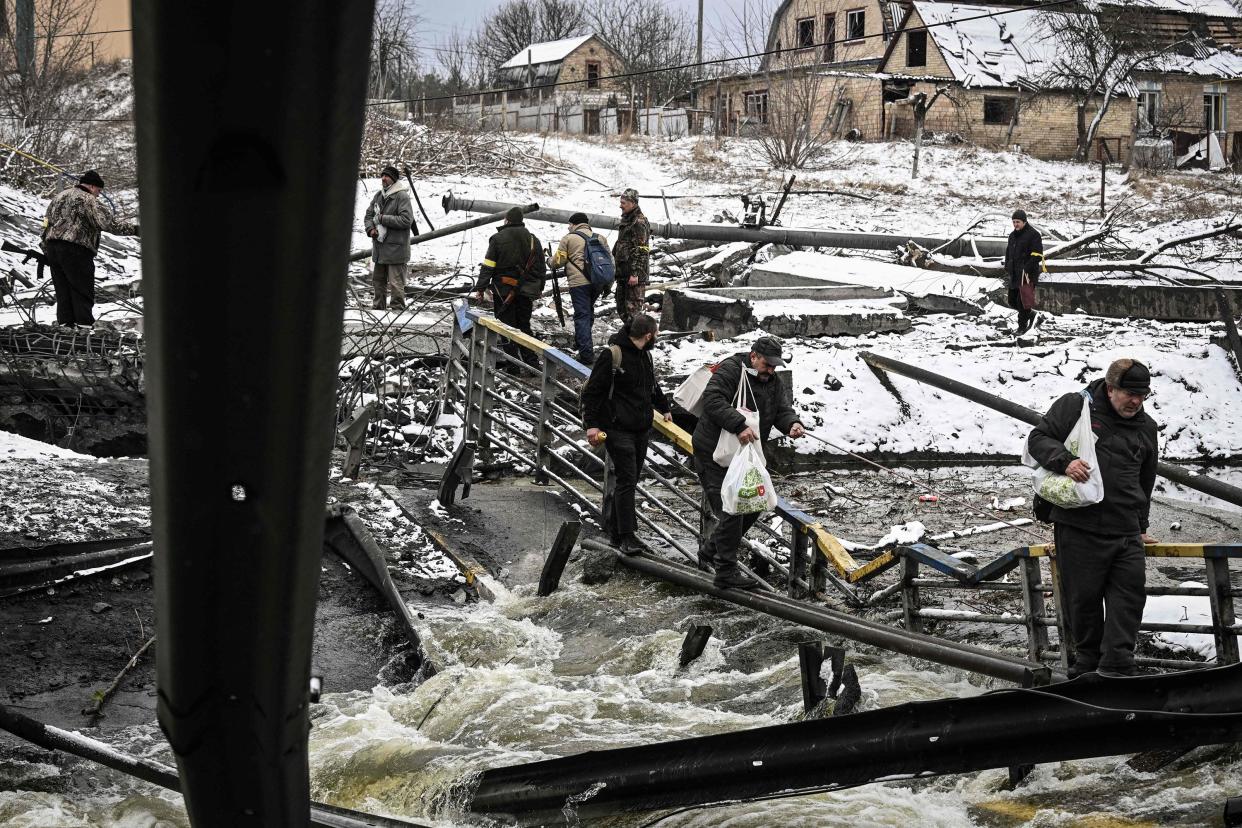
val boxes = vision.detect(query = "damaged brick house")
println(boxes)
[451,34,629,134]
[881,0,1242,166]
[692,0,900,137]
[695,0,1242,165]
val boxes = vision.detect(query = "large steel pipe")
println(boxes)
[600,543,1049,686]
[348,203,539,261]
[860,351,1242,510]
[469,663,1242,824]
[443,195,1011,257]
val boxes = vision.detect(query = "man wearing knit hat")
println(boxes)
[42,169,131,326]
[474,206,546,368]
[364,165,415,310]
[1026,358,1159,677]
[1003,209,1044,336]
[611,187,649,323]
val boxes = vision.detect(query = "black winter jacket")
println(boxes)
[475,222,546,300]
[580,326,670,432]
[1026,378,1158,535]
[1003,224,1044,288]
[691,352,800,458]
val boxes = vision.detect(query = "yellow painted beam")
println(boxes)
[1028,542,1218,560]
[848,550,897,583]
[653,415,694,454]
[476,314,550,356]
[807,524,863,577]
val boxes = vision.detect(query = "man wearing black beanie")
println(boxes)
[1004,209,1044,336]
[42,169,132,326]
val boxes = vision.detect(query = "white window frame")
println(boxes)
[1137,89,1159,135]
[846,9,865,41]
[796,17,815,49]
[1205,89,1226,132]
[744,90,769,124]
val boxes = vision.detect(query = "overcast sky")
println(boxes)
[414,0,767,71]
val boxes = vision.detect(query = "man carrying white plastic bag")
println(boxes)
[1025,358,1159,678]
[692,335,804,591]
[1021,391,1105,508]
[722,442,779,515]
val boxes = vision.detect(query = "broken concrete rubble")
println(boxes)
[992,281,1242,323]
[660,287,911,339]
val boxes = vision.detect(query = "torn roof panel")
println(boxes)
[913,2,1064,88]
[1100,0,1240,17]
[498,34,595,69]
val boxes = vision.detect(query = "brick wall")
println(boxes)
[554,37,626,94]
[768,0,891,69]
[700,71,883,139]
[881,8,955,79]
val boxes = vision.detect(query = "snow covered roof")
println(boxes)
[499,34,595,69]
[1148,36,1242,77]
[1103,0,1240,18]
[912,2,1064,88]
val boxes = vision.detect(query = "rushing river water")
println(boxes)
[3,467,1242,826]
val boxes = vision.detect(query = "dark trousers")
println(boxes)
[614,270,643,323]
[493,293,538,367]
[695,448,761,575]
[1007,288,1035,333]
[603,428,649,539]
[1055,522,1147,672]
[45,240,96,325]
[569,283,595,362]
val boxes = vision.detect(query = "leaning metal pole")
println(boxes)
[442,195,1011,257]
[860,351,1242,510]
[132,1,374,825]
[348,203,540,261]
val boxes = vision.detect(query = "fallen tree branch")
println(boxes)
[83,635,155,721]
[1136,221,1242,264]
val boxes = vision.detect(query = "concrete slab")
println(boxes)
[993,281,1242,322]
[661,288,911,339]
[699,285,896,302]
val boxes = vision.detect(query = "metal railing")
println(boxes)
[443,304,1240,677]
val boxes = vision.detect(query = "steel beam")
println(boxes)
[131,1,374,824]
[469,664,1242,824]
[348,203,539,261]
[443,195,1011,257]
[860,351,1242,510]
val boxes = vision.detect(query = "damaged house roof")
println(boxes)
[909,1,1242,89]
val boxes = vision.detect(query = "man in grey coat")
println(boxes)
[364,165,415,310]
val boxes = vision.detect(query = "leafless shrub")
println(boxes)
[752,71,838,169]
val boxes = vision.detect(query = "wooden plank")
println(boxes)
[807,524,863,577]
[653,416,694,454]
[476,314,550,356]
[903,542,978,582]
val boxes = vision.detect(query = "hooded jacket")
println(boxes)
[580,325,670,432]
[475,221,546,300]
[691,352,800,459]
[364,178,415,265]
[553,222,607,289]
[1026,378,1159,535]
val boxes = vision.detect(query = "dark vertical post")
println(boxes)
[789,526,809,599]
[1019,556,1050,663]
[1206,556,1239,665]
[534,358,554,485]
[797,641,827,712]
[131,0,375,824]
[901,556,923,634]
[537,521,581,597]
[1215,287,1242,380]
[679,625,713,667]
[477,328,499,463]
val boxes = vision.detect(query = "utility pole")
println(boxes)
[696,0,704,79]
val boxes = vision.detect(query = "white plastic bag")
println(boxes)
[713,372,758,467]
[1021,392,1105,508]
[722,442,778,515]
[673,364,714,416]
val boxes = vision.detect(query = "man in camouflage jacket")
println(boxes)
[42,169,135,326]
[611,188,649,323]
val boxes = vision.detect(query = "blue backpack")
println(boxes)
[573,230,616,289]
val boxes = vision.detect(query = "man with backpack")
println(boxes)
[551,212,613,365]
[580,314,671,555]
[692,336,804,590]
[475,206,547,369]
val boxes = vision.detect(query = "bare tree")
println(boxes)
[707,0,779,75]
[435,27,485,95]
[753,70,838,169]
[370,0,420,100]
[473,0,588,77]
[1039,2,1182,160]
[891,85,956,178]
[589,0,696,105]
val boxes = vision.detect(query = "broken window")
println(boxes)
[797,17,815,49]
[983,96,1016,125]
[745,90,769,124]
[824,14,836,61]
[1137,90,1159,135]
[587,62,600,89]
[1205,92,1226,132]
[846,9,865,41]
[906,30,927,67]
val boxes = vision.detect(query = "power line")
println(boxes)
[37,27,132,40]
[371,0,1078,108]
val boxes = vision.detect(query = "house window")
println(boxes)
[797,17,815,49]
[906,30,927,67]
[586,62,600,89]
[1205,92,1226,132]
[983,96,1016,125]
[1137,90,1159,135]
[846,9,865,41]
[745,90,769,124]
[824,14,836,61]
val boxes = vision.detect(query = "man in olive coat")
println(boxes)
[474,207,546,368]
[364,165,415,310]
